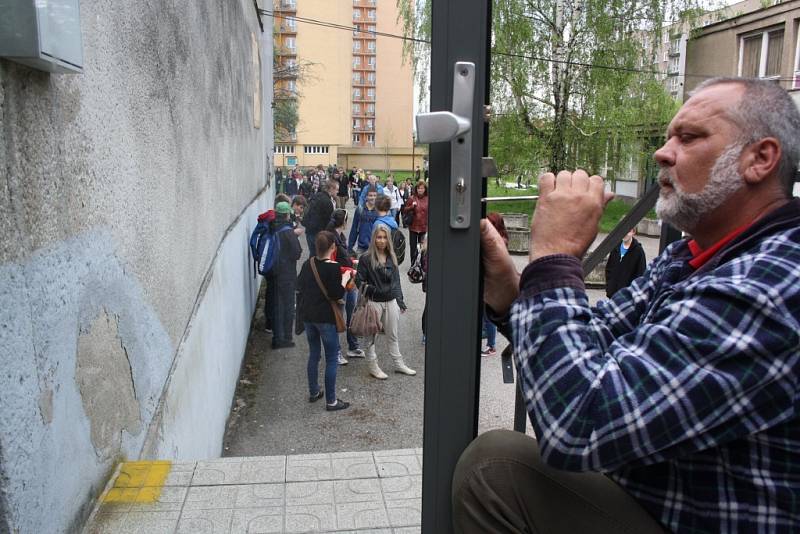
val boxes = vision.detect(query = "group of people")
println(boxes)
[257,169,431,412]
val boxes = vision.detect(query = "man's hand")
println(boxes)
[529,170,614,262]
[481,219,520,315]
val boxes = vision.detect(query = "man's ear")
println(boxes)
[741,137,781,185]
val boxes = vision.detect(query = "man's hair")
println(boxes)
[325,179,339,193]
[366,185,378,195]
[275,193,291,204]
[691,77,800,195]
[375,195,391,212]
[291,195,307,207]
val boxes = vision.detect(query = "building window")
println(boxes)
[367,56,376,66]
[367,72,376,82]
[367,88,375,98]
[281,0,296,8]
[366,119,373,129]
[353,56,361,67]
[353,119,361,129]
[353,88,362,98]
[668,56,679,74]
[367,103,375,114]
[368,10,376,20]
[667,75,679,94]
[353,72,361,82]
[353,134,361,144]
[286,79,296,92]
[285,37,295,50]
[274,145,296,154]
[740,28,784,78]
[304,146,330,154]
[354,9,361,19]
[369,25,376,33]
[353,40,361,51]
[367,41,376,51]
[285,16,296,30]
[367,134,375,145]
[794,29,800,89]
[353,104,361,114]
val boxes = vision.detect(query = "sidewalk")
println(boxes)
[84,450,422,533]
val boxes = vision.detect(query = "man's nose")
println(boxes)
[653,139,675,167]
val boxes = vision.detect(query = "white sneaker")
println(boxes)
[338,354,349,365]
[346,348,366,358]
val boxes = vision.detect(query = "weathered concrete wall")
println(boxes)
[0,1,272,532]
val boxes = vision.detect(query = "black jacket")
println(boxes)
[356,254,406,310]
[605,238,646,297]
[304,191,335,233]
[297,258,345,324]
[272,221,302,282]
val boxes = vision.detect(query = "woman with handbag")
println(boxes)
[297,231,352,411]
[355,224,416,380]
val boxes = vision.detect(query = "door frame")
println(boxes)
[420,1,492,532]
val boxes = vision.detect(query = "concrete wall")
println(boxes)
[0,2,272,532]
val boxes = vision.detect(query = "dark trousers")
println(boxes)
[452,429,666,534]
[409,230,426,265]
[345,289,359,350]
[306,232,317,258]
[271,278,295,346]
[264,276,276,330]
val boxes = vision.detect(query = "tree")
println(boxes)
[397,0,699,186]
[272,37,316,142]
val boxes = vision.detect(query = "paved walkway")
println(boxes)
[85,451,422,533]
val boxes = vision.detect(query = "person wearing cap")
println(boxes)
[270,201,302,349]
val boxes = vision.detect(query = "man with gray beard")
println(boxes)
[454,78,800,534]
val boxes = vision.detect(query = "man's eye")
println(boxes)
[679,134,696,143]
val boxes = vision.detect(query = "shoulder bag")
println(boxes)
[309,258,347,333]
[350,291,383,337]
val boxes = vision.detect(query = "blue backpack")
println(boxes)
[249,222,292,277]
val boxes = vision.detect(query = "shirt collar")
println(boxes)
[687,221,753,270]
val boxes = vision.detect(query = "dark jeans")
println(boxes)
[306,232,317,257]
[272,278,295,345]
[410,230,426,265]
[345,289,359,350]
[483,314,496,348]
[305,322,339,405]
[264,276,276,330]
[452,430,665,534]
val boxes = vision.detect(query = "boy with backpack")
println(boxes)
[374,195,406,264]
[250,202,302,349]
[348,186,380,254]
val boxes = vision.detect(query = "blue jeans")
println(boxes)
[345,289,359,350]
[305,322,339,404]
[483,314,497,349]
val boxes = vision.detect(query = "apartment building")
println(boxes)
[273,0,423,171]
[643,0,763,101]
[684,0,800,109]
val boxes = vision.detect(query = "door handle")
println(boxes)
[415,62,475,229]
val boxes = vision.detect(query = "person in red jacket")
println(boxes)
[402,180,429,265]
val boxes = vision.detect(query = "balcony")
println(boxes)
[353,63,376,71]
[352,126,375,132]
[352,80,376,87]
[275,1,296,12]
[353,0,377,7]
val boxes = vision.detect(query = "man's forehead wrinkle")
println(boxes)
[667,101,731,138]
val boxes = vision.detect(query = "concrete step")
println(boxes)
[83,449,423,533]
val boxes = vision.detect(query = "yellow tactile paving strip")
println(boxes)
[102,460,172,503]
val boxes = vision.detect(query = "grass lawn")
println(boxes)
[485,180,654,234]
[371,170,416,182]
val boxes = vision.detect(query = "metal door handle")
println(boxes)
[415,62,475,229]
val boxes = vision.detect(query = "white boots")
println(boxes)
[392,354,417,376]
[368,359,388,380]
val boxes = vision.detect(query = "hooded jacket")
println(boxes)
[604,238,646,297]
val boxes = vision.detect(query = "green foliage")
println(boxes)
[273,98,298,140]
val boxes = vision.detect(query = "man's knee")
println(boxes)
[453,429,535,499]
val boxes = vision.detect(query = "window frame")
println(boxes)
[794,24,800,89]
[738,26,785,79]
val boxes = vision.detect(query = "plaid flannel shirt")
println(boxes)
[511,199,800,533]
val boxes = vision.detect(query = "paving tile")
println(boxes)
[286,453,333,482]
[87,511,180,534]
[335,501,390,530]
[128,486,188,512]
[333,478,382,503]
[183,485,239,510]
[176,508,233,534]
[319,530,392,534]
[286,480,334,505]
[373,449,418,457]
[374,454,420,478]
[230,507,284,533]
[331,452,376,479]
[381,476,422,501]
[164,462,196,487]
[386,498,422,528]
[393,527,422,534]
[285,504,336,532]
[235,483,285,508]
[193,457,285,485]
